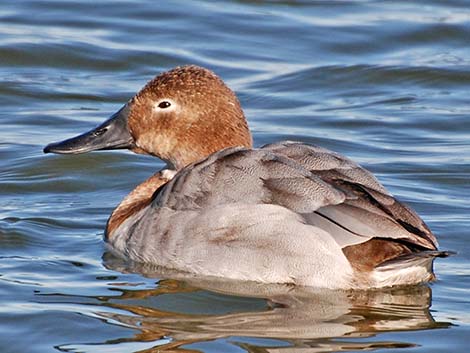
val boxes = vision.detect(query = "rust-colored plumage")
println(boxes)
[106,171,172,238]
[127,66,252,169]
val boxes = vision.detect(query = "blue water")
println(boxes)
[1,1,469,352]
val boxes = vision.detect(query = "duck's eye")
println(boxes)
[153,99,175,113]
[158,101,171,109]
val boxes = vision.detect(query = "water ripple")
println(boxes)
[1,0,469,352]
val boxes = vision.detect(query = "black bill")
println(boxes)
[43,105,134,154]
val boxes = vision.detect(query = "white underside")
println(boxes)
[370,259,434,287]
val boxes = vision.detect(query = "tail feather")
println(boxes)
[377,250,454,271]
[370,250,454,287]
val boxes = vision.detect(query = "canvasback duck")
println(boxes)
[44,65,447,289]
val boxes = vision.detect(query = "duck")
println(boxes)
[44,65,447,289]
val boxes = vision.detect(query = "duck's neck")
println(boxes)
[105,169,176,240]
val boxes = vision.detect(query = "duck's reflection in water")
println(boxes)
[89,255,450,353]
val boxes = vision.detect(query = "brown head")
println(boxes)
[44,65,253,170]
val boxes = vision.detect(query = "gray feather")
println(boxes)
[148,141,437,251]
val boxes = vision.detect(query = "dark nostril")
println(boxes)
[93,127,108,137]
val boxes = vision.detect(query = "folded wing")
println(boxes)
[150,141,438,270]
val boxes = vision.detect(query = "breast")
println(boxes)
[106,169,176,240]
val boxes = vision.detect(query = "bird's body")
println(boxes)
[44,65,446,289]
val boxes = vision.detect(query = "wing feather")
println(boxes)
[151,141,437,253]
[262,141,438,250]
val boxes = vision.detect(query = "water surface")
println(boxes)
[1,1,469,352]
